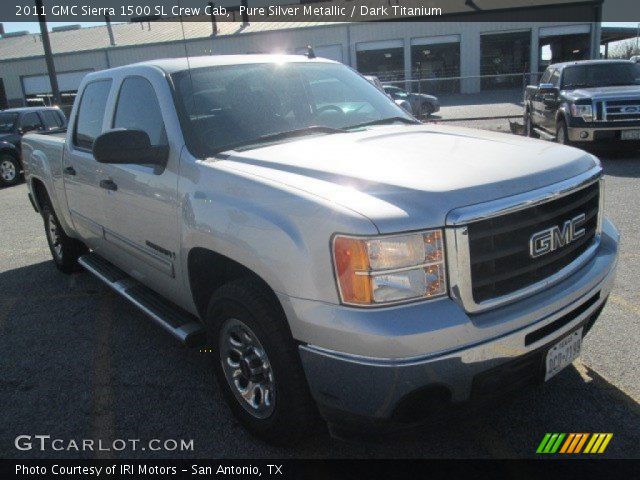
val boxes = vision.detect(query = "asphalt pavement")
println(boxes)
[0,140,638,459]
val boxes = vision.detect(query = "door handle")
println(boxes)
[99,179,118,191]
[63,166,76,176]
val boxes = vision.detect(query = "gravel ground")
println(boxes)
[0,137,638,459]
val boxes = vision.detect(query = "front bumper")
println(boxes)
[281,220,618,424]
[567,124,640,143]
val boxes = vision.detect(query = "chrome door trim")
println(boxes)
[103,228,174,278]
[69,209,103,237]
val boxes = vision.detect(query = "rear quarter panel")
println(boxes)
[22,133,77,236]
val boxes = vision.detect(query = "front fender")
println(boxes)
[179,159,378,305]
[0,140,19,160]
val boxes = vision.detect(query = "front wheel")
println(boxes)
[556,119,572,146]
[524,110,538,138]
[42,202,87,273]
[206,279,319,445]
[0,154,21,187]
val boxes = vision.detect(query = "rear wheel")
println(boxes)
[42,202,87,273]
[205,279,319,445]
[0,154,21,187]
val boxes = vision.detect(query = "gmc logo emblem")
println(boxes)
[529,213,586,258]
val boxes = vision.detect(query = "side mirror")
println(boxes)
[93,129,168,166]
[538,82,558,95]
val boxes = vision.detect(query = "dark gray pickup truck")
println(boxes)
[524,59,640,147]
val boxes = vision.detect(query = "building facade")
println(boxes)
[0,18,603,108]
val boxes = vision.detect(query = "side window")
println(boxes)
[41,110,63,130]
[113,77,167,145]
[74,80,112,150]
[20,112,43,131]
[540,68,552,84]
[550,69,561,88]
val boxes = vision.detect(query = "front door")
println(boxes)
[98,75,181,303]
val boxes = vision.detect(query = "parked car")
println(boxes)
[22,55,618,444]
[524,59,640,146]
[630,55,640,63]
[364,75,413,115]
[382,84,440,117]
[0,106,66,187]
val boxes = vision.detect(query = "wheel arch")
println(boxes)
[30,176,51,212]
[187,247,286,322]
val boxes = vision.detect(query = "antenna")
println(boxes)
[307,45,316,59]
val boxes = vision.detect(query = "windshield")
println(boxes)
[562,63,640,89]
[0,113,18,133]
[171,62,412,156]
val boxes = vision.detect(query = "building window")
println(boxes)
[480,31,531,90]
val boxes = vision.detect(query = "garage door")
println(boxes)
[22,70,92,95]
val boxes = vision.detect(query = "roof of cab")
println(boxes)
[549,59,634,70]
[90,54,336,77]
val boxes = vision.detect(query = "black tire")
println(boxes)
[556,118,572,146]
[41,202,87,274]
[0,153,22,187]
[205,279,319,445]
[524,110,538,138]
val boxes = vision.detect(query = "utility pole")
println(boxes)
[35,0,61,106]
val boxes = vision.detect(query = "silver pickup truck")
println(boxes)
[22,55,619,444]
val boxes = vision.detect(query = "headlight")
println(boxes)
[571,104,593,121]
[332,230,447,306]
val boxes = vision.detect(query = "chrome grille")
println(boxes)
[467,182,599,303]
[595,99,640,121]
[445,168,603,313]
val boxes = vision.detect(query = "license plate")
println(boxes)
[544,328,583,381]
[621,129,640,140]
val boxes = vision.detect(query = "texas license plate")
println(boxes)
[544,328,583,381]
[621,129,640,140]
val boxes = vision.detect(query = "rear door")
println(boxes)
[99,75,181,301]
[63,79,112,249]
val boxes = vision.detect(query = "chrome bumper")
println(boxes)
[568,125,640,142]
[289,220,618,422]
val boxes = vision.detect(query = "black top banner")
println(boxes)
[2,0,640,23]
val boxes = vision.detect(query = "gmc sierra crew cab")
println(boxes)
[524,59,640,146]
[22,55,619,444]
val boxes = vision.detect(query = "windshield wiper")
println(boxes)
[213,125,346,153]
[345,116,420,130]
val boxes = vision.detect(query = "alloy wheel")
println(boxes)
[219,318,276,419]
[1,160,16,183]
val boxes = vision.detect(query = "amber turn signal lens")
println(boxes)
[333,236,372,305]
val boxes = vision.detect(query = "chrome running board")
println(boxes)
[78,253,205,347]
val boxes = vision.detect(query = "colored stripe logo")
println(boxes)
[537,433,613,454]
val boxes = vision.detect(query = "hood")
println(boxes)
[566,85,640,100]
[215,124,598,233]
